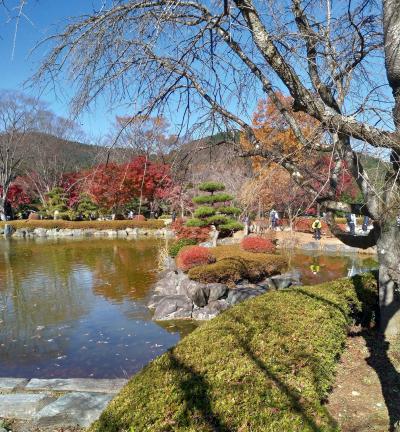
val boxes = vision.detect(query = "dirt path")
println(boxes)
[327,328,400,432]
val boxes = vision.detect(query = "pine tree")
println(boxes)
[186,181,243,235]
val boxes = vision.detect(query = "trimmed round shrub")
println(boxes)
[168,238,197,258]
[198,181,225,192]
[176,246,216,272]
[218,206,241,215]
[219,221,244,232]
[134,214,146,221]
[193,206,216,218]
[206,215,231,225]
[186,218,208,227]
[241,236,276,253]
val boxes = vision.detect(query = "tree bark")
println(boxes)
[376,223,400,337]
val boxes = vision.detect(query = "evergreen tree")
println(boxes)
[187,181,243,235]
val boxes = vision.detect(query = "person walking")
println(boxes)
[362,215,369,233]
[171,210,177,222]
[346,213,356,235]
[311,217,322,240]
[270,209,279,230]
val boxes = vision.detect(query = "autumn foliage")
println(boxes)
[241,236,276,254]
[171,218,210,243]
[176,246,216,271]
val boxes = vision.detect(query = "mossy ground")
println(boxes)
[89,273,378,432]
[188,244,287,284]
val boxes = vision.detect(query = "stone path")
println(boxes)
[0,378,127,428]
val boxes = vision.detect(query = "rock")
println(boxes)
[154,271,186,296]
[207,283,228,302]
[192,300,230,320]
[26,378,127,394]
[147,294,164,309]
[268,272,301,289]
[33,228,48,237]
[226,287,266,305]
[179,279,208,307]
[0,377,28,391]
[3,224,14,238]
[117,230,128,237]
[153,295,193,320]
[0,427,7,432]
[34,392,113,427]
[0,393,55,420]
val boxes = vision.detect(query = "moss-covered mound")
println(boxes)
[89,273,378,432]
[188,245,286,284]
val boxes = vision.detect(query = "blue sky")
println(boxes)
[0,1,116,143]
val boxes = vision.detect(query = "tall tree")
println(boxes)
[0,91,39,220]
[36,1,400,337]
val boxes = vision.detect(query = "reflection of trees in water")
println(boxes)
[91,239,160,302]
[0,241,91,361]
[0,238,163,365]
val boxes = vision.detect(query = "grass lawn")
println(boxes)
[89,273,378,432]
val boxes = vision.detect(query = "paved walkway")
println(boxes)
[0,378,127,428]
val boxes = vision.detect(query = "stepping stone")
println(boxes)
[0,378,28,391]
[34,392,113,427]
[0,393,55,420]
[26,378,127,394]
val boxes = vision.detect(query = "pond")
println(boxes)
[0,238,377,379]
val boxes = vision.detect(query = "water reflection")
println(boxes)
[0,238,377,379]
[0,238,193,378]
[287,251,378,285]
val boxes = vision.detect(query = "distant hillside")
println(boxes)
[24,132,104,172]
[172,132,253,194]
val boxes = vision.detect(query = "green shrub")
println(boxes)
[186,218,208,227]
[219,221,244,232]
[198,181,225,192]
[188,254,286,284]
[193,206,216,218]
[193,193,234,205]
[218,206,241,215]
[168,238,197,258]
[206,215,231,225]
[89,273,378,432]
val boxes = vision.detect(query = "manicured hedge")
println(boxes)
[241,236,276,253]
[188,245,286,284]
[0,219,165,230]
[89,273,378,432]
[176,246,216,271]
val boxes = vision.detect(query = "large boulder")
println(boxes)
[226,287,267,306]
[153,271,186,296]
[207,283,228,302]
[153,295,193,320]
[178,279,209,307]
[192,300,230,320]
[266,271,302,290]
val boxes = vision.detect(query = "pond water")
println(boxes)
[0,238,377,379]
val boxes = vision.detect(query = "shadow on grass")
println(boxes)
[166,351,231,432]
[351,273,400,432]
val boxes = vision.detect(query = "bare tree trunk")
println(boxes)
[0,196,6,221]
[377,224,400,337]
[138,155,148,216]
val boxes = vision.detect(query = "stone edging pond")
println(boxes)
[148,258,300,321]
[0,378,127,429]
[1,226,174,239]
